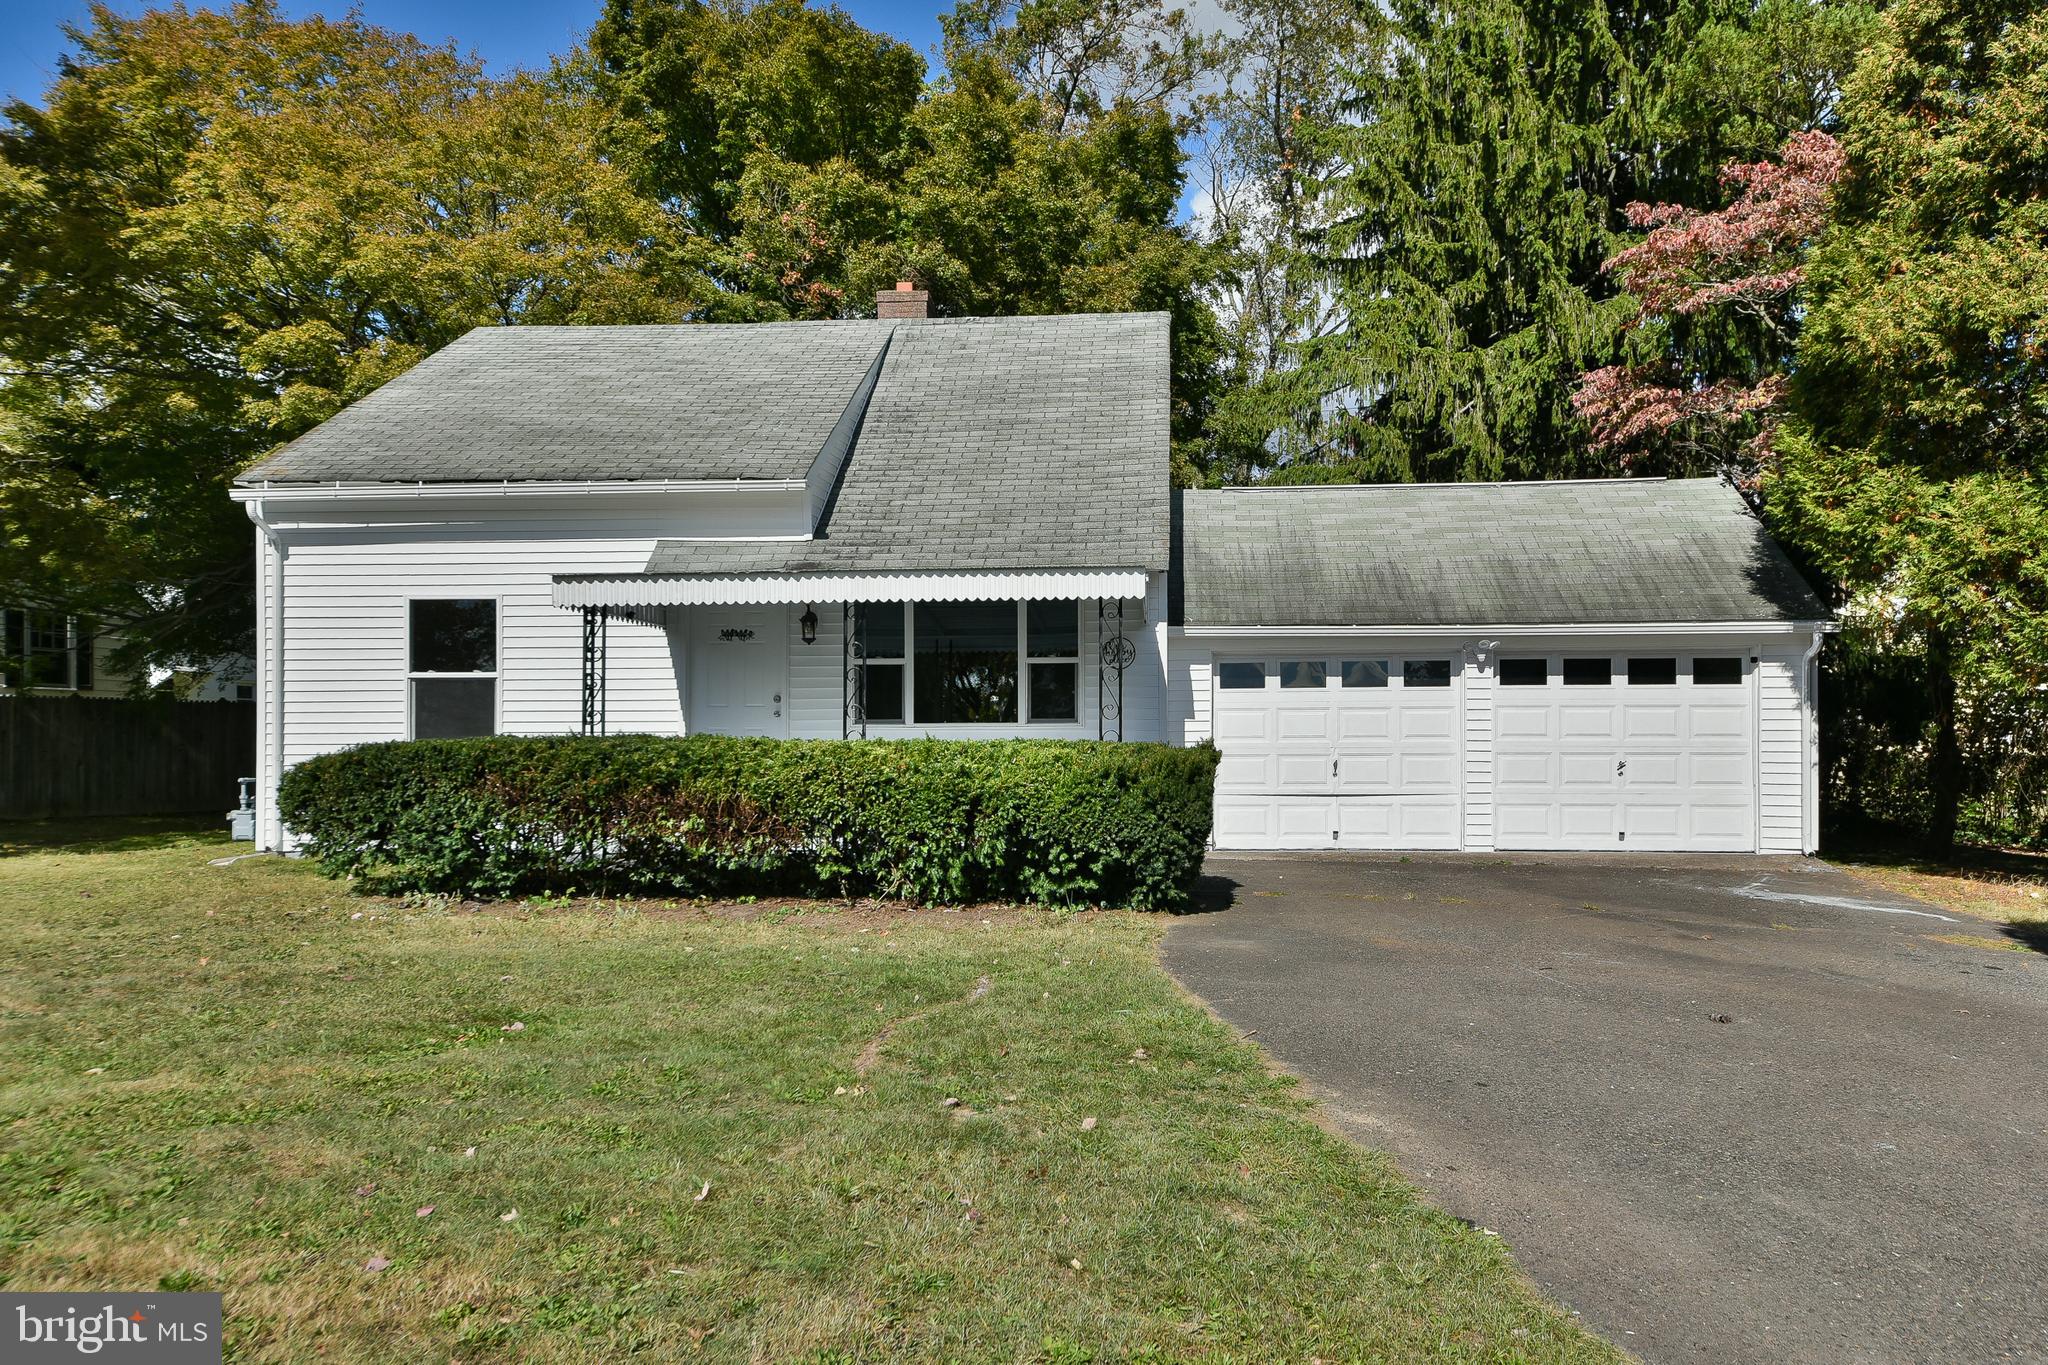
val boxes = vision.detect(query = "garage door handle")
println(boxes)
[1332,758,1338,775]
[1616,759,1627,774]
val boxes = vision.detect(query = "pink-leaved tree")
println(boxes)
[1573,130,1847,478]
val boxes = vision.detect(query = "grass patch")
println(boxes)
[1829,841,2048,953]
[0,825,1615,1362]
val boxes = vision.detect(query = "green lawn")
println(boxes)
[0,821,1617,1363]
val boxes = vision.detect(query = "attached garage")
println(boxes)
[1171,479,1832,854]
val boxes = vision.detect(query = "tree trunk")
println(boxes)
[1925,631,1962,851]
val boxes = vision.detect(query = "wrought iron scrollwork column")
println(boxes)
[1098,598,1133,741]
[580,606,609,736]
[843,602,868,738]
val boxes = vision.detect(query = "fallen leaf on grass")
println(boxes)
[416,1205,435,1218]
[1129,1048,1148,1061]
[1080,1116,1097,1132]
[354,1184,376,1198]
[463,1146,476,1159]
[693,1181,711,1204]
[364,1255,390,1273]
[501,1021,524,1032]
[499,1209,519,1222]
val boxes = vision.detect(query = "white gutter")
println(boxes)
[1802,626,1828,854]
[244,498,285,850]
[227,477,807,503]
[1177,621,1838,638]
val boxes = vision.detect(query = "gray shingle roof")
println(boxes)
[644,312,1171,573]
[1174,479,1828,626]
[240,322,902,484]
[237,312,1172,574]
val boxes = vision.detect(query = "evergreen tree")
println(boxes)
[1769,0,2048,846]
[1261,0,1868,484]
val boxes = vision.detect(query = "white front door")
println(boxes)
[1211,654,1464,850]
[1492,651,1756,851]
[689,607,788,737]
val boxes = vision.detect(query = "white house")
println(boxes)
[231,288,1832,855]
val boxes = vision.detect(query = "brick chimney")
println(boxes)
[876,279,929,320]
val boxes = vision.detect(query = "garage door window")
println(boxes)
[1627,657,1678,685]
[1280,660,1327,689]
[1341,659,1389,688]
[1563,657,1612,686]
[1693,657,1743,685]
[1403,659,1452,687]
[1219,661,1266,689]
[1499,658,1547,686]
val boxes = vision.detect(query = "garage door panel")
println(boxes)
[1689,751,1751,787]
[1398,752,1459,790]
[1275,706,1335,740]
[1274,799,1337,844]
[1399,705,1457,740]
[1495,803,1560,842]
[1214,752,1273,793]
[1688,703,1751,739]
[1496,705,1557,740]
[1624,752,1682,787]
[1334,705,1394,740]
[1623,705,1683,740]
[1274,753,1332,793]
[1558,803,1620,839]
[1495,751,1555,787]
[1212,708,1272,742]
[1559,752,1620,789]
[1559,705,1622,740]
[1335,753,1394,790]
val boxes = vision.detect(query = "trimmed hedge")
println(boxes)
[278,735,1220,910]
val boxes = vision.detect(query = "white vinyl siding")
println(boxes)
[1463,657,1496,852]
[1757,647,1808,853]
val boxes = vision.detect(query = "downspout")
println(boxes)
[1802,627,1826,856]
[245,499,285,850]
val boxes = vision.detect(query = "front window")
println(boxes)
[858,599,1086,725]
[409,599,496,738]
[1025,601,1079,722]
[915,602,1019,723]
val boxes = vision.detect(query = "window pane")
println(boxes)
[1280,660,1327,689]
[1564,657,1611,686]
[412,678,495,738]
[410,599,496,673]
[1499,658,1547,686]
[1218,661,1265,690]
[1029,662,1078,721]
[856,602,905,659]
[1627,656,1678,685]
[1693,656,1743,686]
[1027,600,1079,658]
[860,663,904,722]
[914,601,1017,723]
[1403,659,1451,687]
[1341,660,1389,688]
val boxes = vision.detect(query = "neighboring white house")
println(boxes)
[1,608,136,697]
[231,287,1832,855]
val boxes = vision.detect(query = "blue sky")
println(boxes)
[0,0,950,105]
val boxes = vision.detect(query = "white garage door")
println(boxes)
[1492,652,1756,851]
[1212,654,1464,849]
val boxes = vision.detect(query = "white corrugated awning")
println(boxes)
[552,567,1150,609]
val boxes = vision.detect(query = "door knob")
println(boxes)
[773,693,782,703]
[1616,758,1627,774]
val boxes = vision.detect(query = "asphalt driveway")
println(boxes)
[1163,854,2048,1364]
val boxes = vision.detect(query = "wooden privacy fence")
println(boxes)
[0,697,256,819]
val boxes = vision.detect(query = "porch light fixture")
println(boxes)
[800,605,818,645]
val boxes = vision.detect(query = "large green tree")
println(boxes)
[1769,0,2048,845]
[0,2,680,674]
[1253,0,1868,484]
[591,0,1227,468]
